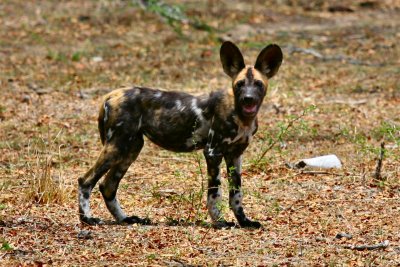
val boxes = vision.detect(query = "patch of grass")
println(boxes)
[146,253,157,260]
[71,51,84,62]
[372,121,400,145]
[25,129,70,204]
[0,105,5,118]
[1,239,13,251]
[29,32,46,45]
[0,180,12,191]
[46,50,68,62]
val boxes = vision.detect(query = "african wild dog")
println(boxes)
[78,41,283,228]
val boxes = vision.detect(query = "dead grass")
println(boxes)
[25,129,70,204]
[0,0,399,266]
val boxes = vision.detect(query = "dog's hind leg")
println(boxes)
[99,134,150,225]
[78,145,120,225]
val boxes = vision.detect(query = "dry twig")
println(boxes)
[373,142,385,180]
[344,240,389,251]
[335,232,353,239]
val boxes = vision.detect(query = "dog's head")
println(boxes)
[220,41,283,120]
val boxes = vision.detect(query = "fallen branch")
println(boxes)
[344,240,389,251]
[373,142,385,180]
[286,45,384,67]
[335,232,353,239]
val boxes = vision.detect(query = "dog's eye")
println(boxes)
[235,80,245,89]
[254,80,264,89]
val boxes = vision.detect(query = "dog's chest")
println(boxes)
[222,123,256,145]
[222,118,257,146]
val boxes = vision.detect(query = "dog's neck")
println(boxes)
[232,113,257,130]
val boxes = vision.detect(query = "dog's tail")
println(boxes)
[98,102,106,145]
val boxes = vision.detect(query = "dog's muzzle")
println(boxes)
[241,95,258,116]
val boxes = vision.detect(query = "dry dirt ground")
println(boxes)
[1,0,399,266]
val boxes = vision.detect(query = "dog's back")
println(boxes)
[98,87,225,152]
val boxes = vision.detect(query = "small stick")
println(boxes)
[373,142,385,180]
[344,240,389,251]
[200,225,213,244]
[335,232,353,239]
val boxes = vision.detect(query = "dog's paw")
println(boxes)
[122,216,152,225]
[80,216,104,226]
[239,219,262,229]
[212,220,236,229]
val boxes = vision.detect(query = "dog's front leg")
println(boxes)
[203,147,235,228]
[225,155,262,228]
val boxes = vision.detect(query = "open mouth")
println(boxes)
[242,104,258,115]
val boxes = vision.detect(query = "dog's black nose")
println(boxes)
[243,96,255,105]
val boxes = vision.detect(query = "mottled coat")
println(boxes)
[78,41,283,228]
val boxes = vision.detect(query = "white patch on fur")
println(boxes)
[154,91,162,98]
[133,89,140,96]
[207,184,223,222]
[191,98,202,117]
[103,103,109,123]
[207,148,215,157]
[229,191,243,212]
[233,155,242,174]
[116,121,124,127]
[137,115,142,130]
[107,128,114,140]
[105,198,127,222]
[202,128,216,155]
[185,100,210,148]
[175,100,182,110]
[209,128,215,138]
[79,187,91,217]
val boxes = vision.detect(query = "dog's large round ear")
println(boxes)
[220,41,245,79]
[254,44,283,78]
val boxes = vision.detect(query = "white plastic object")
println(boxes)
[296,154,342,169]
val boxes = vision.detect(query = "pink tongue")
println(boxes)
[243,104,257,113]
